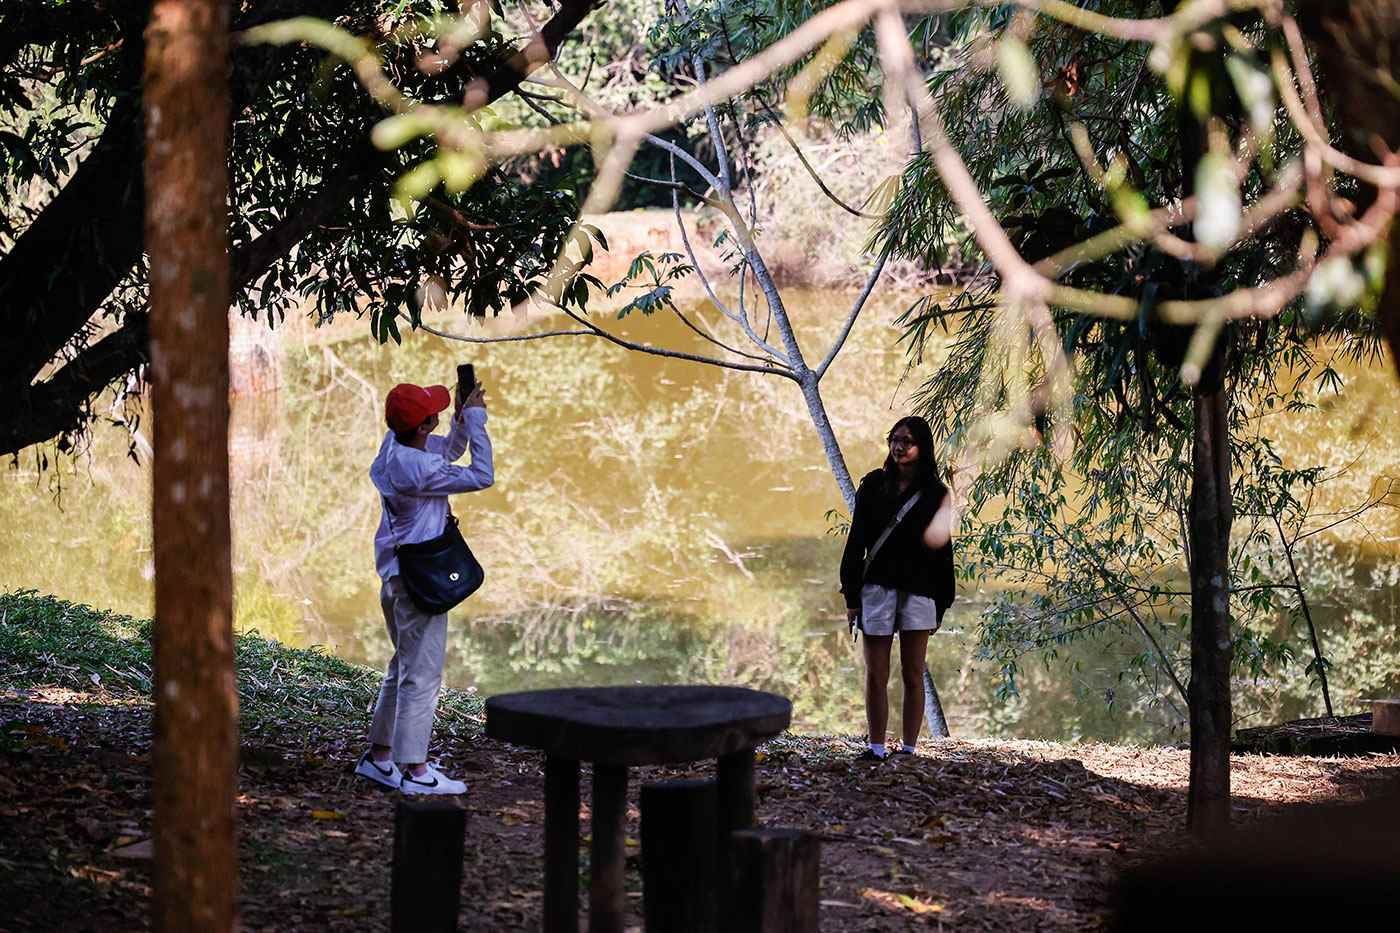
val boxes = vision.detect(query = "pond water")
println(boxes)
[4,286,1399,743]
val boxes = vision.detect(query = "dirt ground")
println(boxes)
[4,685,1399,931]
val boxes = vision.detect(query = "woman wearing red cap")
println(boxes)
[356,374,492,794]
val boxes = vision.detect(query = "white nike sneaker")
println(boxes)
[399,764,467,796]
[355,751,402,789]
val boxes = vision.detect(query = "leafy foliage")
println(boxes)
[0,0,610,459]
[606,249,695,318]
[879,6,1386,710]
[659,0,1390,714]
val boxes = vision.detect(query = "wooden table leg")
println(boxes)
[717,747,755,833]
[545,756,581,933]
[589,763,628,933]
[716,745,756,915]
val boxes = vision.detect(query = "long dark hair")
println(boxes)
[881,415,944,495]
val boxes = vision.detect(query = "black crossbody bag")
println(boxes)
[383,497,484,614]
[849,490,924,642]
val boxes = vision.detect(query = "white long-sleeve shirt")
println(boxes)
[370,406,493,580]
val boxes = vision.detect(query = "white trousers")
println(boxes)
[368,575,448,762]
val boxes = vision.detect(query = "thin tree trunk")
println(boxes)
[1274,516,1333,717]
[144,2,238,930]
[1187,388,1233,836]
[796,373,857,508]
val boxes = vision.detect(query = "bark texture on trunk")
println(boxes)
[1187,388,1233,837]
[144,2,238,930]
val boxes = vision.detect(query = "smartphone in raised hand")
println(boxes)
[456,363,475,411]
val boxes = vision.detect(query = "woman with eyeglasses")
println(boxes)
[839,415,956,761]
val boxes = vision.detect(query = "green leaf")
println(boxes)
[439,150,485,194]
[370,112,434,151]
[392,161,441,208]
[997,36,1040,110]
[1193,152,1241,250]
[571,228,594,265]
[582,224,609,252]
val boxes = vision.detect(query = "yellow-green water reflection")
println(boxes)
[3,289,1398,742]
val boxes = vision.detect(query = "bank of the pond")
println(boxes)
[0,590,485,746]
[4,591,1399,931]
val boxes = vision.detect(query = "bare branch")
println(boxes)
[817,253,890,381]
[418,322,593,343]
[816,99,926,381]
[643,133,726,196]
[758,98,882,219]
[422,310,792,376]
[667,157,792,365]
[669,0,732,193]
[556,306,797,377]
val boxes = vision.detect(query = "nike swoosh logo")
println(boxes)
[370,761,393,776]
[406,776,438,788]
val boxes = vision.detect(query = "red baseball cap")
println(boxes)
[385,383,451,433]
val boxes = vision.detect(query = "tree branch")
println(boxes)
[0,313,149,457]
[556,306,795,377]
[757,97,882,218]
[231,157,377,290]
[816,99,923,380]
[418,322,593,343]
[667,156,791,364]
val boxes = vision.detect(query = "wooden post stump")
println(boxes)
[392,796,466,933]
[545,756,582,933]
[716,747,755,876]
[728,829,819,933]
[641,779,718,933]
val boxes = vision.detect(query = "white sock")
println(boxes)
[901,742,917,754]
[868,742,887,758]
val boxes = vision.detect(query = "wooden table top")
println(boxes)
[485,685,792,766]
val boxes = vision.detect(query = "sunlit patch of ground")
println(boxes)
[4,685,1398,931]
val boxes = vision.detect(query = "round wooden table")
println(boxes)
[486,685,792,933]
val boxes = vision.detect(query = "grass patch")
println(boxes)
[0,590,484,741]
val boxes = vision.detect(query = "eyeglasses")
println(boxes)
[887,435,917,449]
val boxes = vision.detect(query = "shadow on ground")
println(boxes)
[3,685,1399,931]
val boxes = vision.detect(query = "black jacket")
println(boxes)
[839,469,956,612]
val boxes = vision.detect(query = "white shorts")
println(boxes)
[859,583,941,636]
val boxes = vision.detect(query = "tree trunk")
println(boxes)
[1187,388,1233,837]
[144,2,238,931]
[796,373,857,508]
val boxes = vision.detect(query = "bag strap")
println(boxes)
[863,489,923,575]
[381,494,402,551]
[381,493,454,553]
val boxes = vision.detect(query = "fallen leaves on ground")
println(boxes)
[3,685,1399,931]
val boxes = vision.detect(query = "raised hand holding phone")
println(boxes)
[455,363,475,413]
[456,363,485,411]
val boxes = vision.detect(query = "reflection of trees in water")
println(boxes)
[5,299,1397,742]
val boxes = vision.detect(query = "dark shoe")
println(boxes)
[853,748,887,762]
[890,747,914,757]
